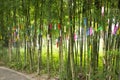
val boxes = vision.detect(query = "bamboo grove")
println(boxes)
[0,0,120,80]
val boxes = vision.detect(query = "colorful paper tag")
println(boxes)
[97,26,103,31]
[111,23,115,34]
[101,6,104,16]
[58,23,61,30]
[87,27,94,36]
[95,22,97,31]
[112,22,119,35]
[64,26,66,32]
[49,24,52,29]
[117,27,120,35]
[74,33,77,41]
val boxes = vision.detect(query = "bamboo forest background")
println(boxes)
[0,0,120,80]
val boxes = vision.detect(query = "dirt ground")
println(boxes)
[0,67,31,80]
[0,66,58,80]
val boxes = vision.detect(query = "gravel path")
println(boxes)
[0,67,33,80]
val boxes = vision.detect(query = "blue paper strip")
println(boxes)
[84,18,87,26]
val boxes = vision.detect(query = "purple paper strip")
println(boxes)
[90,27,93,35]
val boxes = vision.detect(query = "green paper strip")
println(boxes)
[88,45,91,57]
[97,26,103,31]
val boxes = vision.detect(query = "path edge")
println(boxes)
[0,67,35,80]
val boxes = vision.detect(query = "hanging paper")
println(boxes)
[105,26,108,32]
[111,23,115,34]
[116,22,119,35]
[90,27,93,35]
[86,28,90,36]
[74,33,77,41]
[113,23,119,35]
[113,18,115,23]
[116,22,119,28]
[101,6,104,16]
[88,45,92,57]
[97,26,103,31]
[90,45,92,52]
[58,23,61,30]
[49,24,52,30]
[84,18,87,26]
[95,22,97,31]
[92,21,94,27]
[86,27,93,36]
[57,42,58,48]
[113,26,117,35]
[111,18,115,34]
[117,27,120,35]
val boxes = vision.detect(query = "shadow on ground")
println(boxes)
[0,67,32,80]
